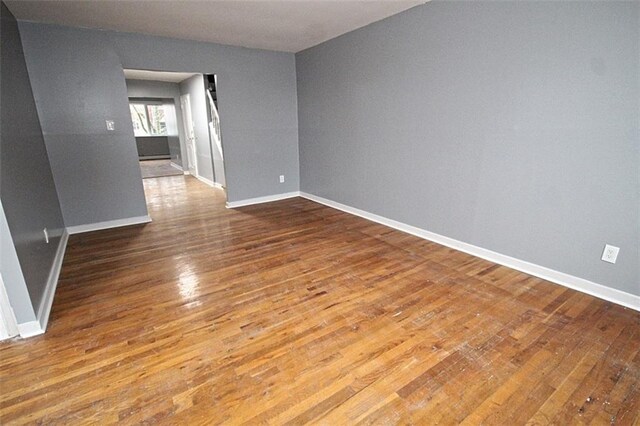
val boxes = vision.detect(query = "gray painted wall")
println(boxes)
[17,23,149,227]
[0,3,65,321]
[162,99,183,167]
[161,102,182,167]
[297,1,639,296]
[126,79,186,168]
[180,74,214,182]
[18,21,299,210]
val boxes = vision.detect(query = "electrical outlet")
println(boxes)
[279,175,285,183]
[601,244,619,264]
[43,228,49,244]
[105,120,115,131]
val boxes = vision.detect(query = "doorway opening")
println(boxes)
[130,98,184,178]
[205,74,226,188]
[123,69,227,192]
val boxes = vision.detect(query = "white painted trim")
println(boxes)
[299,192,640,312]
[226,191,301,209]
[183,171,191,176]
[36,229,68,332]
[18,321,43,338]
[67,215,152,235]
[195,175,214,187]
[170,162,184,171]
[0,274,19,340]
[194,174,224,190]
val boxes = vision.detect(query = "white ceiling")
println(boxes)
[123,69,198,83]
[6,0,426,53]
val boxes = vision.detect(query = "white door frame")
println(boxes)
[0,274,19,341]
[180,93,198,176]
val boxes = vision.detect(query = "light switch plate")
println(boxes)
[106,120,115,131]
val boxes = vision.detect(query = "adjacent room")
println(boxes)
[124,69,226,188]
[1,1,638,424]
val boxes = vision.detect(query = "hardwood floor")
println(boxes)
[1,176,639,425]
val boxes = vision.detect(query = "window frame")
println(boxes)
[128,99,168,137]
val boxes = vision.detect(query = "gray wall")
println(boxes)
[18,21,299,211]
[17,23,149,227]
[297,1,639,296]
[180,74,214,182]
[0,3,65,321]
[126,79,186,168]
[162,102,182,166]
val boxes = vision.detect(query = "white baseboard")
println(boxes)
[195,175,224,190]
[67,215,152,235]
[18,321,43,338]
[299,192,640,312]
[193,175,215,186]
[170,162,183,171]
[226,191,301,209]
[184,171,191,176]
[36,229,68,332]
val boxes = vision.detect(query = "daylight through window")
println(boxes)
[129,102,168,137]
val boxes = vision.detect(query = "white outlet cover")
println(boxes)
[601,244,620,264]
[106,120,115,131]
[279,175,285,183]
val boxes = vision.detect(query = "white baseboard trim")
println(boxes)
[18,321,43,338]
[194,175,217,188]
[67,215,152,235]
[226,191,301,209]
[299,192,640,312]
[184,171,192,176]
[194,175,224,190]
[36,229,69,332]
[170,162,183,171]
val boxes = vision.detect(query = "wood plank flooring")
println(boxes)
[1,176,639,425]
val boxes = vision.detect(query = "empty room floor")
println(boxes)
[1,176,638,424]
[140,159,183,179]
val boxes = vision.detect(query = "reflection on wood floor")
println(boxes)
[1,175,638,424]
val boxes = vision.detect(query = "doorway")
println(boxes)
[205,74,226,188]
[129,98,184,178]
[123,69,227,192]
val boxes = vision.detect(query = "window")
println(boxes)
[129,102,168,137]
